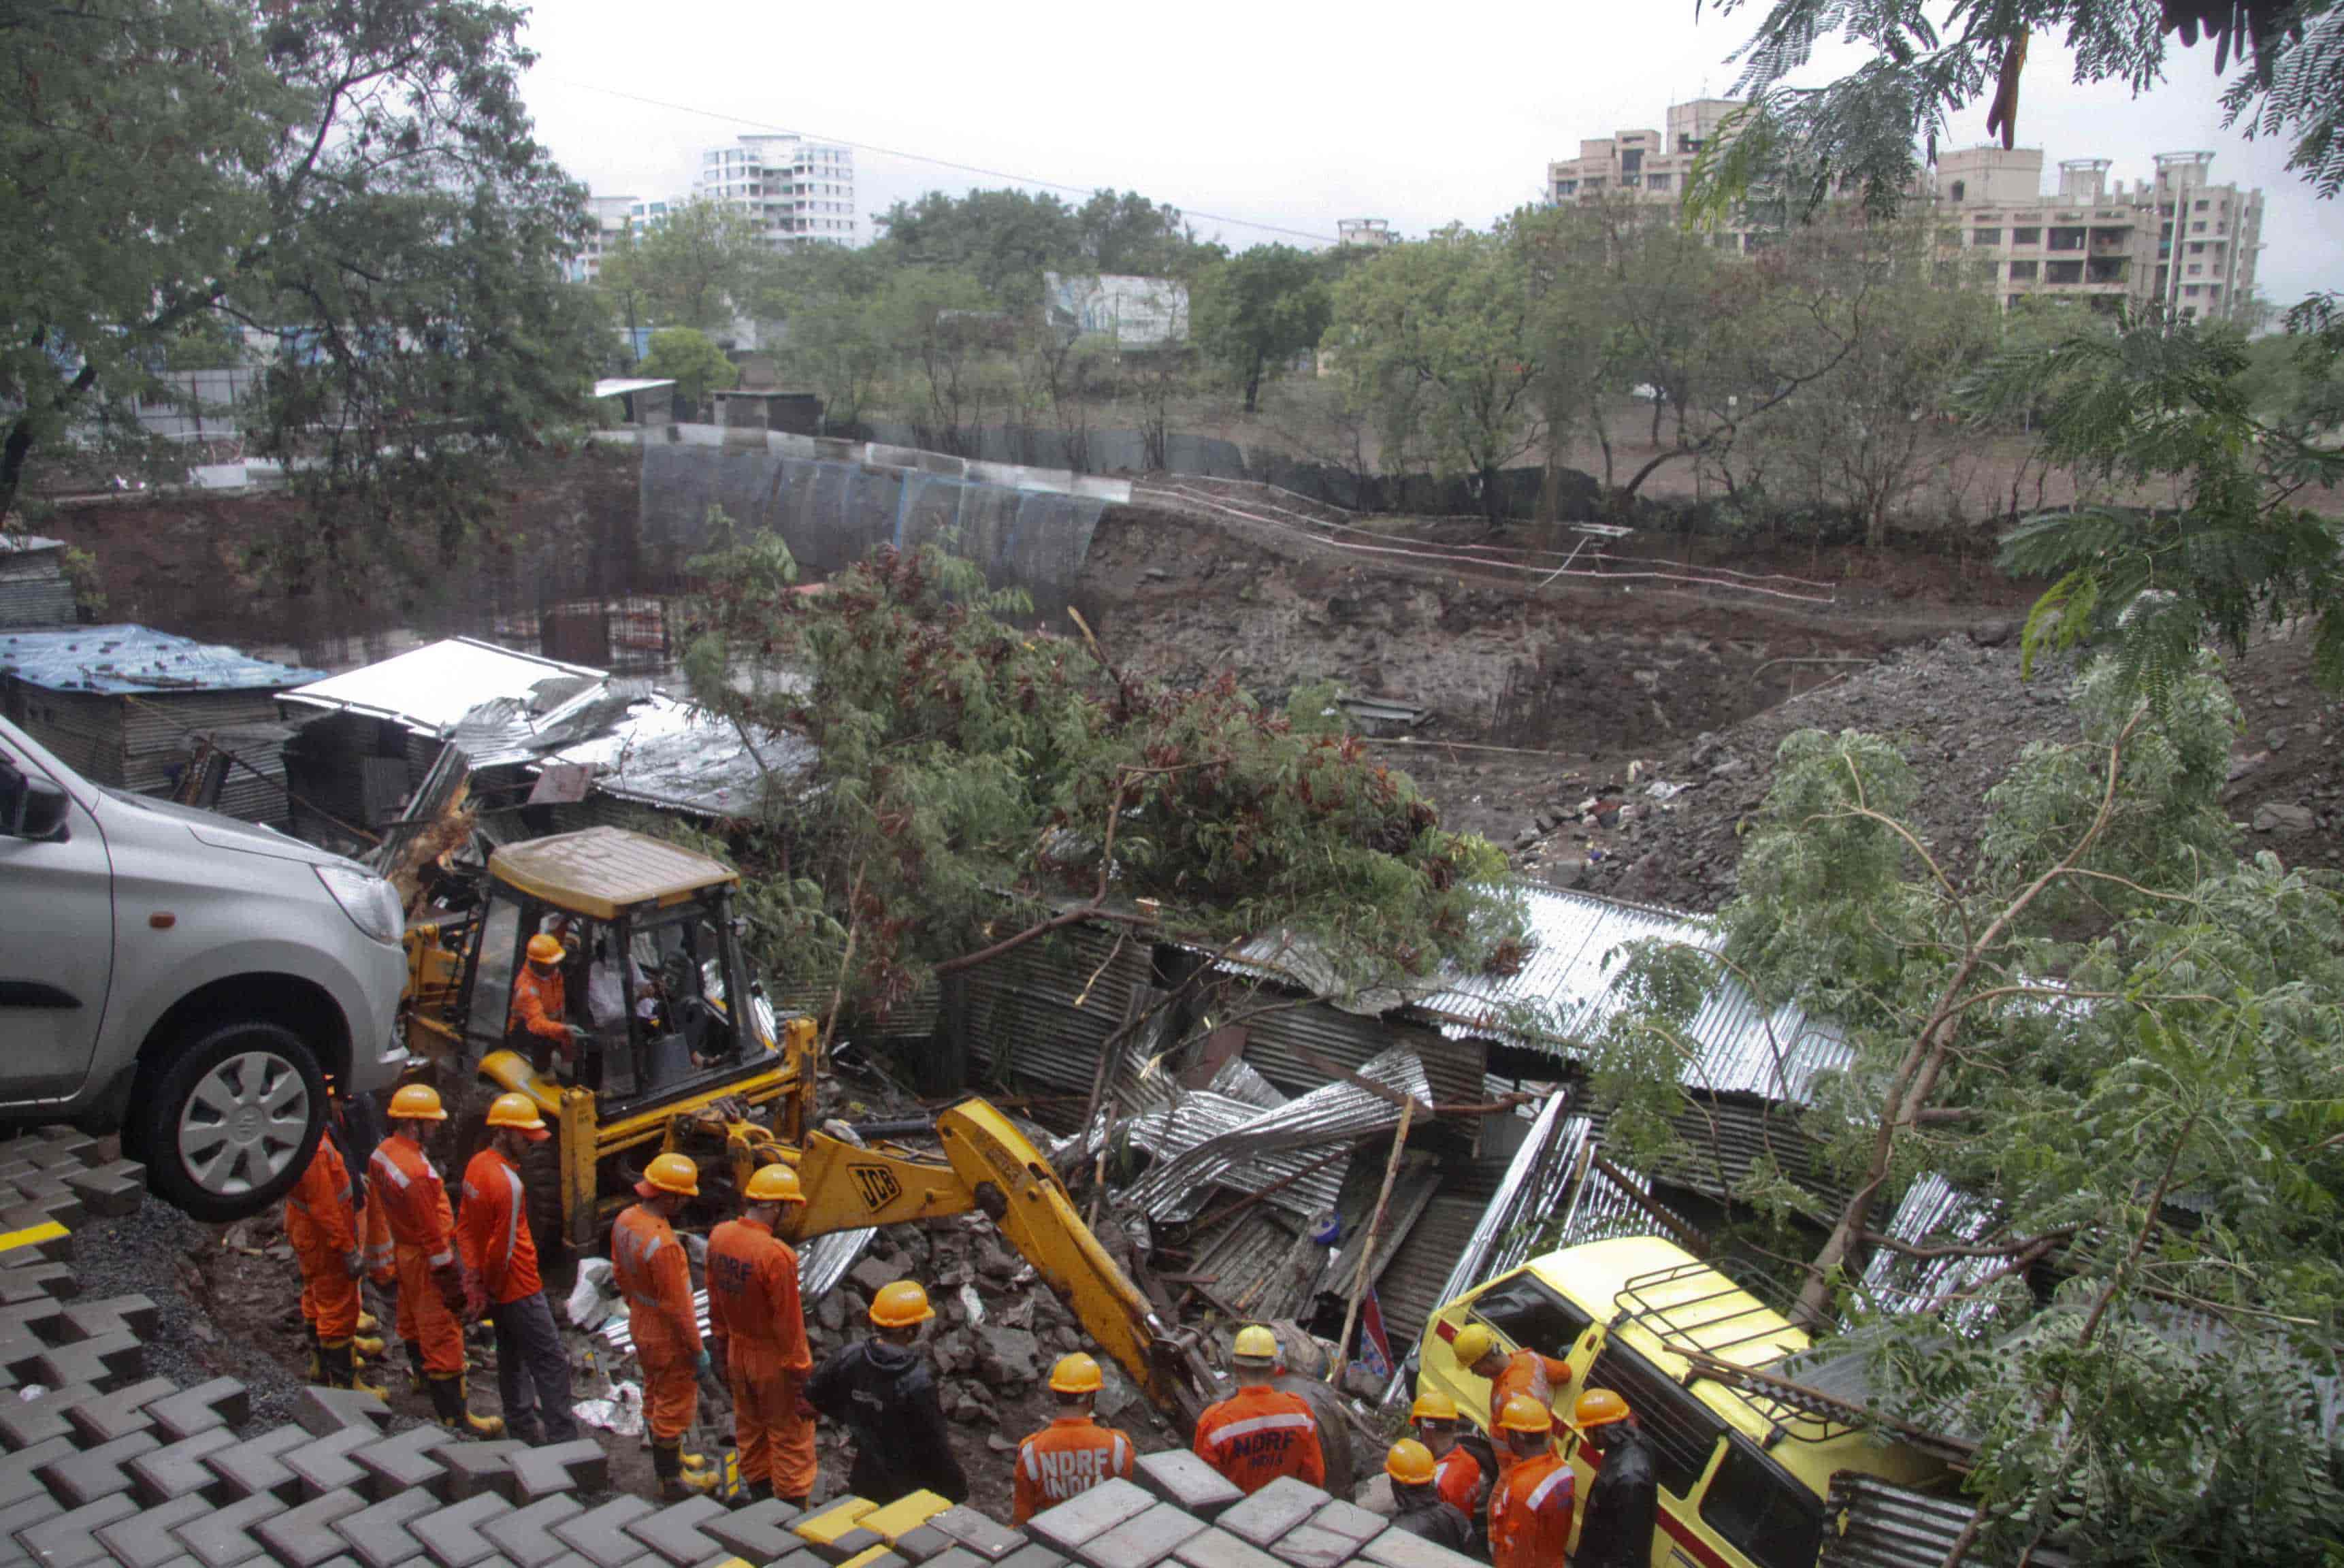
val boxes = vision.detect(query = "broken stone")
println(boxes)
[975,1326,1043,1388]
[2253,802,2317,834]
[849,1257,902,1297]
[942,1380,998,1426]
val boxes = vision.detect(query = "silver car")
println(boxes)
[0,715,407,1220]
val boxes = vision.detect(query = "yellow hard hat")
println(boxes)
[1232,1324,1280,1362]
[744,1164,804,1205]
[636,1152,700,1198]
[1574,1388,1631,1429]
[388,1083,446,1122]
[1411,1391,1461,1423]
[1385,1439,1437,1486]
[485,1092,549,1140]
[870,1279,934,1328]
[526,934,564,965]
[1451,1324,1495,1367]
[1049,1352,1104,1394]
[1498,1394,1554,1435]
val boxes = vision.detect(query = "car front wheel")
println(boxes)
[133,1020,326,1222]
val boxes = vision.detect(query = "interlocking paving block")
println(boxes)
[479,1494,587,1568]
[63,1159,147,1218]
[907,1549,986,1568]
[793,1498,877,1547]
[0,1216,73,1265]
[62,1292,162,1341]
[1134,1451,1245,1522]
[65,1374,178,1443]
[701,1497,805,1563]
[22,1129,100,1166]
[254,1486,371,1568]
[1077,1502,1209,1568]
[0,1297,66,1345]
[1171,1528,1286,1568]
[39,1426,160,1507]
[506,1437,608,1502]
[837,1551,907,1568]
[1025,1478,1157,1557]
[285,1425,383,1499]
[201,1422,312,1502]
[410,1490,518,1568]
[859,1493,954,1544]
[335,1488,440,1568]
[922,1507,1025,1563]
[129,1425,239,1505]
[35,1326,144,1388]
[1217,1479,1331,1550]
[18,1489,138,1567]
[145,1378,251,1443]
[623,1496,728,1565]
[0,1434,80,1510]
[822,1527,893,1565]
[764,1550,833,1568]
[892,1525,958,1563]
[173,1490,291,1568]
[0,1490,65,1556]
[551,1496,660,1568]
[296,1386,395,1438]
[438,1437,527,1503]
[95,1491,216,1568]
[0,1261,79,1305]
[0,1380,98,1450]
[1357,1529,1482,1568]
[1265,1524,1352,1568]
[1304,1499,1385,1550]
[351,1424,455,1502]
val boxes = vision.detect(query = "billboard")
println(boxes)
[1042,272,1190,347]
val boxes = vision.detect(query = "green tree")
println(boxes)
[0,0,598,552]
[1327,222,1544,521]
[878,270,1012,455]
[875,189,1082,303]
[596,198,766,337]
[682,538,1524,1017]
[1595,654,2344,1564]
[762,246,894,429]
[1192,246,1333,414]
[638,327,738,412]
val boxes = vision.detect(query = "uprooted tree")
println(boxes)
[679,533,1525,1033]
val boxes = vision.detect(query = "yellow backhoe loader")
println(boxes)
[400,826,1208,1417]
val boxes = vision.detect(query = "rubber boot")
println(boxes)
[651,1438,719,1501]
[426,1373,506,1439]
[351,1332,386,1359]
[303,1325,323,1383]
[320,1339,387,1401]
[404,1339,427,1393]
[357,1310,380,1335]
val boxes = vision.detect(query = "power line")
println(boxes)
[542,76,1341,246]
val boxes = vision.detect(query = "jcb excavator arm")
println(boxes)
[783,1097,1207,1420]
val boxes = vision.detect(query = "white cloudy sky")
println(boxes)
[517,0,2344,306]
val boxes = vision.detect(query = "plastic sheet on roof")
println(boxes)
[0,623,322,694]
[279,636,608,735]
[533,692,816,817]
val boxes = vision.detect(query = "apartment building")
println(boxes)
[1937,146,2263,322]
[1338,218,1397,248]
[696,133,857,250]
[1546,99,1742,206]
[564,195,641,283]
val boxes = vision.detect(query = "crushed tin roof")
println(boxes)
[0,534,65,556]
[280,637,611,737]
[593,377,679,397]
[532,692,817,818]
[0,623,323,695]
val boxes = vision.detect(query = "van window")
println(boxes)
[1700,1439,1825,1568]
[1583,1343,1726,1499]
[1471,1274,1594,1357]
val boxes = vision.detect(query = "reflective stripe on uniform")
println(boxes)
[1112,1433,1128,1469]
[370,1151,408,1188]
[427,1249,453,1267]
[1024,1443,1041,1480]
[500,1165,523,1266]
[1203,1411,1313,1447]
[1527,1466,1574,1511]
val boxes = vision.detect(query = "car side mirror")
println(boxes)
[0,763,70,842]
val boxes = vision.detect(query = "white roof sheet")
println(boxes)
[279,637,609,736]
[533,693,816,817]
[593,378,677,398]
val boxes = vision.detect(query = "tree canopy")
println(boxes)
[1191,245,1333,413]
[596,198,768,338]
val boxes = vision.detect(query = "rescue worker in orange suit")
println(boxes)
[1410,1391,1491,1529]
[807,1279,968,1503]
[1571,1388,1660,1568]
[1385,1440,1475,1552]
[1192,1324,1326,1495]
[456,1093,577,1447]
[1012,1352,1135,1524]
[369,1083,503,1437]
[510,933,584,1075]
[614,1152,718,1499]
[1488,1394,1574,1568]
[284,1081,385,1396]
[1452,1322,1572,1460]
[706,1163,816,1507]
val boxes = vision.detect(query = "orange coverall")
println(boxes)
[1488,1451,1576,1568]
[706,1217,815,1501]
[456,1147,543,1308]
[1014,1415,1135,1523]
[613,1201,700,1443]
[368,1132,466,1377]
[1491,1348,1573,1463]
[508,966,569,1046]
[284,1135,361,1341]
[1192,1384,1326,1495]
[1433,1441,1484,1519]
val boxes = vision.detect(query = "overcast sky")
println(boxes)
[517,1,2344,307]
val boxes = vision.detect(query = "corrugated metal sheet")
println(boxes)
[3,683,288,793]
[1375,1192,1493,1354]
[1232,998,1486,1115]
[963,922,1154,1096]
[532,693,817,819]
[1090,1090,1348,1224]
[0,623,321,694]
[0,576,76,628]
[1821,1475,2009,1568]
[1859,1173,2011,1333]
[1188,1211,1321,1322]
[280,637,606,736]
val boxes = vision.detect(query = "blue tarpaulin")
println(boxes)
[0,623,323,695]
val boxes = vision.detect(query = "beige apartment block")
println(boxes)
[1546,99,1742,206]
